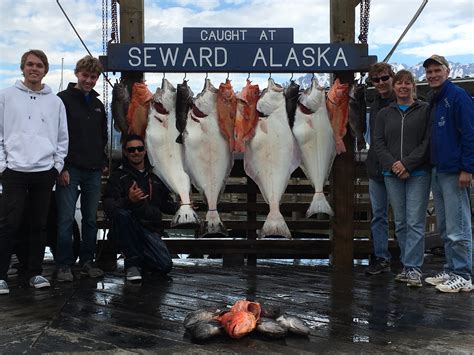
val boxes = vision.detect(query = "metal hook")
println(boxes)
[311,73,315,79]
[163,72,166,79]
[205,72,209,80]
[247,72,250,80]
[290,73,294,81]
[183,73,187,81]
[269,72,272,79]
[226,72,230,80]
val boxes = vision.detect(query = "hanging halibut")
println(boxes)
[292,78,336,217]
[145,78,200,227]
[183,79,234,236]
[245,78,301,239]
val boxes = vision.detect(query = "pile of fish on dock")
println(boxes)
[111,77,366,238]
[183,299,310,341]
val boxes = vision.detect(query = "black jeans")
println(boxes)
[111,209,172,274]
[0,168,57,280]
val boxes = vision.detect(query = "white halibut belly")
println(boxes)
[183,112,233,209]
[292,107,336,216]
[245,110,300,205]
[145,109,192,202]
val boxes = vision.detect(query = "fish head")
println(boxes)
[132,82,153,104]
[229,300,261,320]
[256,78,284,116]
[159,78,177,112]
[327,78,351,107]
[300,77,325,111]
[113,82,127,100]
[218,311,257,339]
[218,79,236,103]
[194,78,217,115]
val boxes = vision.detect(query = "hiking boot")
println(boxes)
[80,262,104,278]
[394,268,408,282]
[406,269,423,287]
[126,266,142,281]
[29,275,50,289]
[57,267,74,282]
[365,258,391,275]
[436,274,472,293]
[0,280,9,295]
[425,271,450,286]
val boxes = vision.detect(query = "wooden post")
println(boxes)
[329,0,356,269]
[119,0,144,86]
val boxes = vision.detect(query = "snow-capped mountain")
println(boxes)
[285,61,474,89]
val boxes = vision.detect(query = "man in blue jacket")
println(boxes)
[423,54,473,293]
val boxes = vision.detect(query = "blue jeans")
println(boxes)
[55,166,102,267]
[111,209,172,273]
[384,174,431,271]
[368,179,390,261]
[431,169,472,280]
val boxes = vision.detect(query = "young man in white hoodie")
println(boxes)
[0,50,69,294]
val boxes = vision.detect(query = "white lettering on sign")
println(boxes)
[302,47,315,67]
[159,47,179,66]
[285,48,299,67]
[215,47,227,67]
[128,47,141,66]
[318,47,330,66]
[144,47,157,67]
[200,29,248,42]
[182,48,197,67]
[252,48,267,67]
[333,48,348,67]
[269,48,282,67]
[200,47,212,66]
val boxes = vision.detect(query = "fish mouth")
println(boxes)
[192,104,207,118]
[153,101,169,115]
[257,110,268,118]
[298,103,314,115]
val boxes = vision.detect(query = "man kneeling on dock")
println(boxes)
[103,134,177,282]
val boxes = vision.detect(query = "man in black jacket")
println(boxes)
[365,62,396,276]
[103,134,177,281]
[55,56,108,281]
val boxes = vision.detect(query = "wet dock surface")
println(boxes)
[1,254,473,354]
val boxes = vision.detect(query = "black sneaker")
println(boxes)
[365,258,391,275]
[126,266,142,281]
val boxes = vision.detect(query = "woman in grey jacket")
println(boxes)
[374,69,431,287]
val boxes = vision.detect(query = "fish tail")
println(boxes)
[171,204,200,227]
[260,211,291,239]
[201,210,227,237]
[307,192,334,217]
[233,139,246,153]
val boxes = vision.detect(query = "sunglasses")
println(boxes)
[126,145,145,153]
[371,75,391,83]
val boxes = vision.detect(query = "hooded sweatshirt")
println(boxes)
[0,80,69,173]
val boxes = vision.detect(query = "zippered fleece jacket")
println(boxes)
[373,100,431,174]
[0,80,69,173]
[103,160,178,233]
[58,83,108,170]
[429,80,474,174]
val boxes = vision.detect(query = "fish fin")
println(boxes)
[306,192,334,217]
[335,140,346,154]
[171,205,200,228]
[260,211,291,239]
[200,210,227,237]
[260,119,268,134]
[175,134,184,144]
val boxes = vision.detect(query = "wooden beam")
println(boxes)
[119,0,144,86]
[329,0,356,270]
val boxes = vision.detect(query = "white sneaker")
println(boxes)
[436,274,472,293]
[29,275,50,289]
[425,271,450,286]
[0,280,9,294]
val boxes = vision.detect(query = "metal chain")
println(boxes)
[102,0,109,116]
[358,0,370,44]
[111,0,119,43]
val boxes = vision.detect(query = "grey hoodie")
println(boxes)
[0,80,69,173]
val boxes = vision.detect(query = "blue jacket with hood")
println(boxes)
[430,80,474,174]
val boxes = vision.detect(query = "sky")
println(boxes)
[0,0,473,100]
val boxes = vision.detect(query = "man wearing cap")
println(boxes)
[423,54,474,293]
